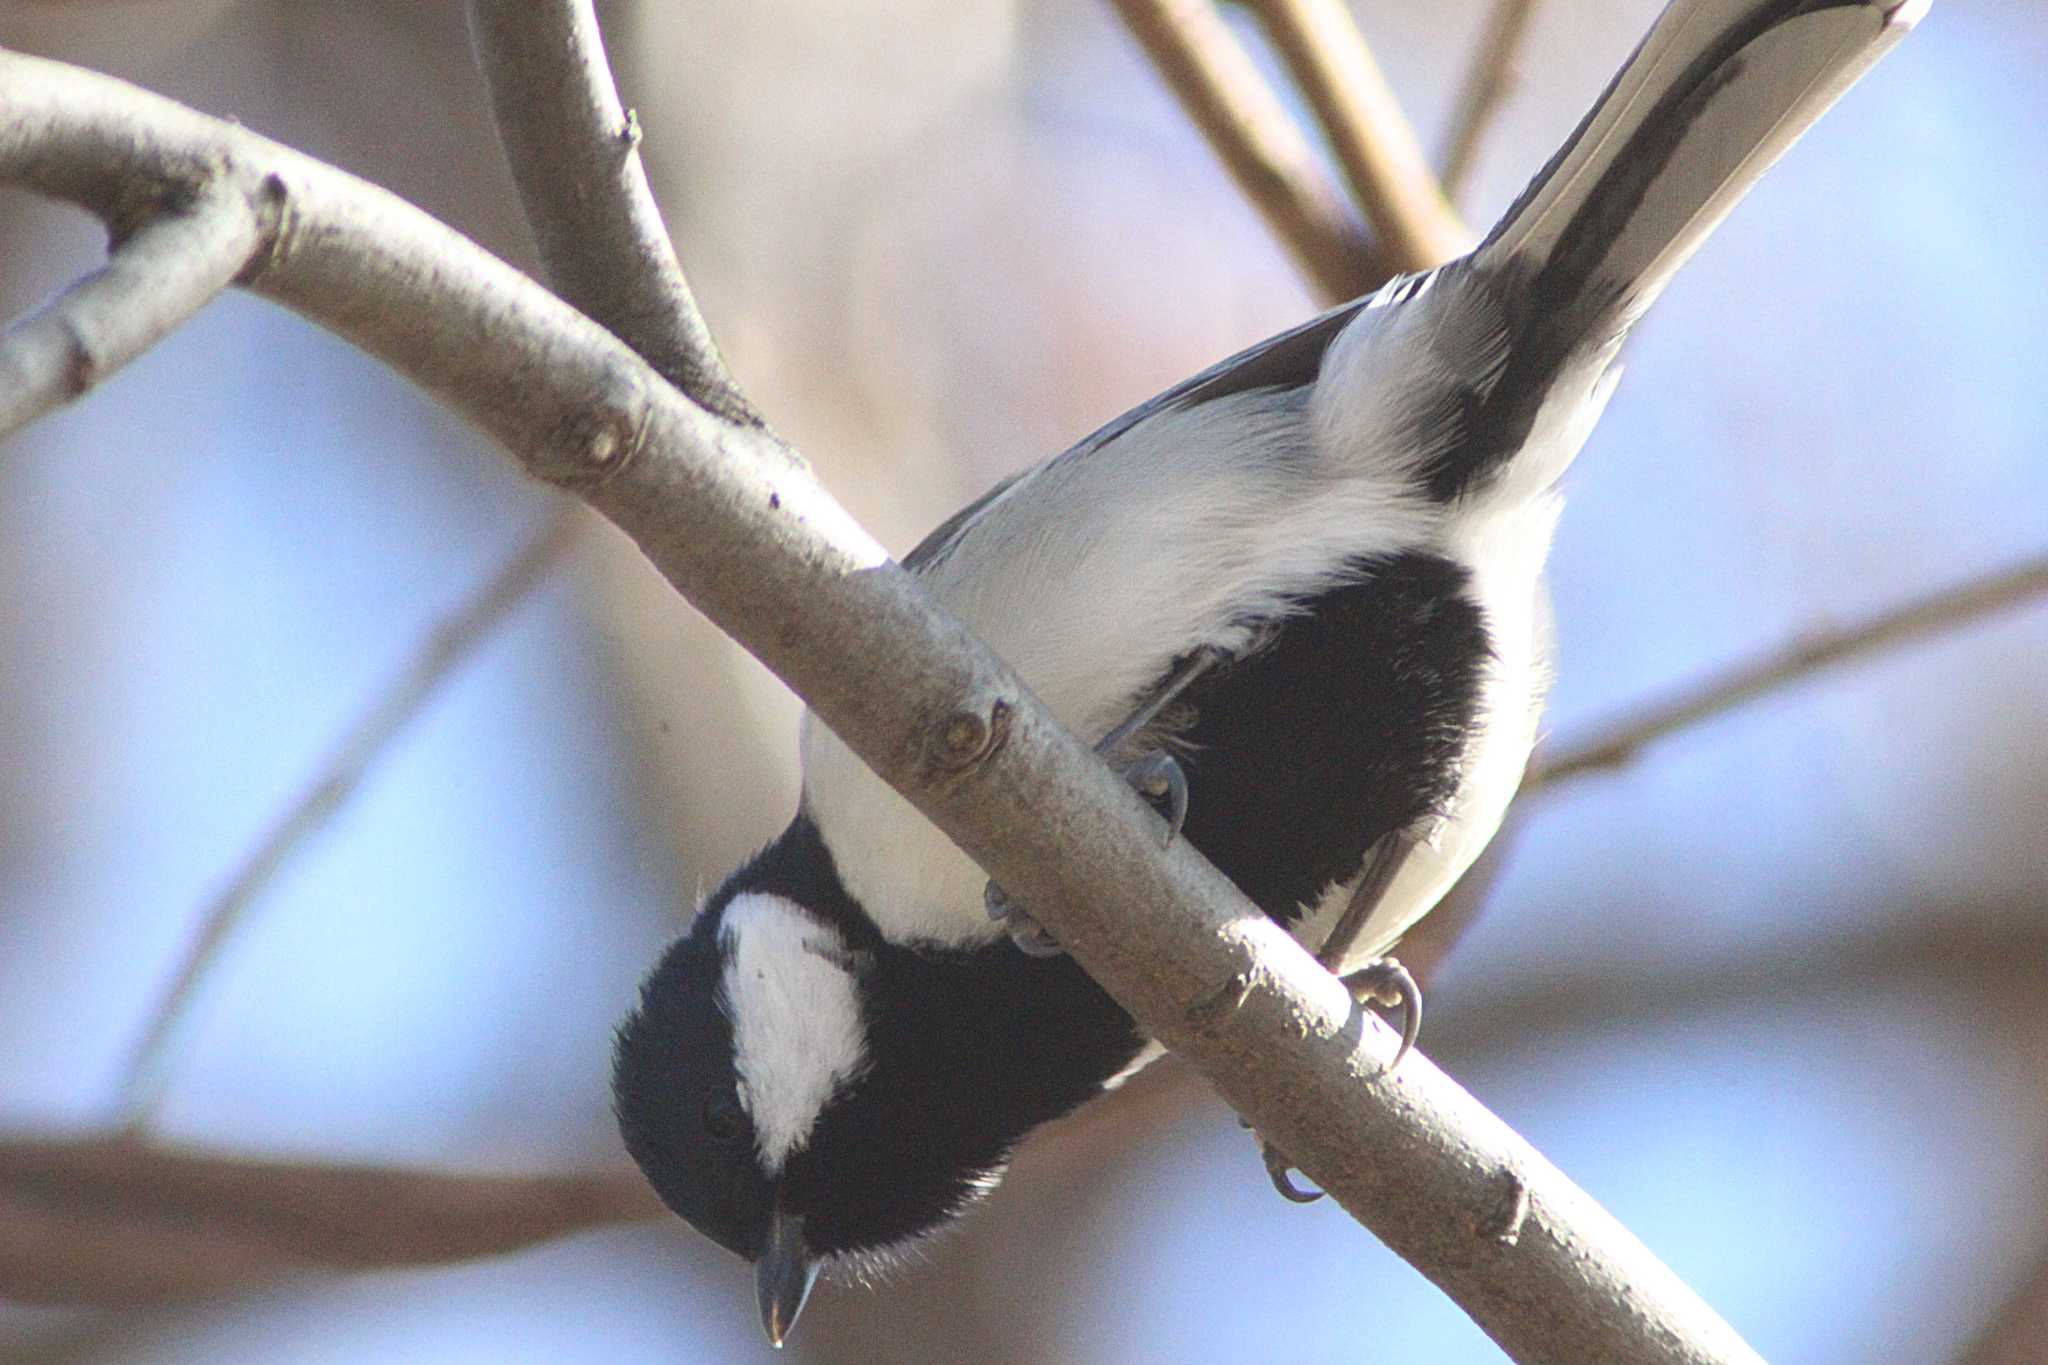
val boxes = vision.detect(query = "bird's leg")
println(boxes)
[1254,834,1422,1204]
[1315,833,1423,1066]
[985,647,1223,956]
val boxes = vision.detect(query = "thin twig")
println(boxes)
[1248,0,1471,271]
[118,510,584,1122]
[2,51,1762,1362]
[1107,0,1386,302]
[465,0,759,426]
[1431,899,2048,1057]
[0,190,266,439]
[1527,551,2048,791]
[0,1134,661,1304]
[1439,0,1542,204]
[123,0,709,1124]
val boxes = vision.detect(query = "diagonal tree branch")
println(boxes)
[1527,550,2048,791]
[1106,0,1386,302]
[1439,0,1543,204]
[0,48,1757,1363]
[0,1134,660,1304]
[464,0,760,427]
[0,187,267,438]
[1247,0,1472,270]
[116,510,585,1123]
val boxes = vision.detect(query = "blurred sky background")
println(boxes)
[2,0,2045,1360]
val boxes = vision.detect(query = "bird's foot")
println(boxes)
[1342,956,1422,1070]
[984,749,1189,958]
[1247,959,1421,1207]
[983,880,1065,957]
[1257,1134,1325,1204]
[1116,748,1189,848]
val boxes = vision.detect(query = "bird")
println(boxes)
[611,0,1924,1346]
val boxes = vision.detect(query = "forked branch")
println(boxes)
[0,186,268,438]
[1106,0,1386,301]
[1247,0,1472,269]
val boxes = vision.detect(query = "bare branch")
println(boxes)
[0,189,265,438]
[1106,0,1386,302]
[0,51,1759,1362]
[464,0,760,426]
[1247,0,1472,271]
[1440,0,1543,203]
[0,1134,660,1304]
[1528,551,2048,791]
[119,510,584,1121]
[1433,900,2048,1057]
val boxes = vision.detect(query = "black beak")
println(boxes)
[755,1208,820,1348]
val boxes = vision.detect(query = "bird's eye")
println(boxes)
[703,1093,747,1143]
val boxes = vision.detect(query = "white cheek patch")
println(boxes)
[719,893,870,1172]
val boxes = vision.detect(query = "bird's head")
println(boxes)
[611,834,1025,1346]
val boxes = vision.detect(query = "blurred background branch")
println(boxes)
[118,510,586,1124]
[1246,0,1471,267]
[1527,549,2048,792]
[1439,0,1542,204]
[1106,0,1385,300]
[0,1136,660,1305]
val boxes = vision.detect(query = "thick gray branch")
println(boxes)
[463,0,759,426]
[0,50,1756,1364]
[0,185,267,438]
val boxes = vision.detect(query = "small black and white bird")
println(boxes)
[613,0,1923,1345]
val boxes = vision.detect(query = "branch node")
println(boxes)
[538,371,650,487]
[61,317,99,397]
[618,107,642,152]
[922,697,1013,778]
[239,170,295,284]
[1475,1168,1532,1246]
[1187,969,1257,1029]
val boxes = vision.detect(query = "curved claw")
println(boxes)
[1007,917,1065,957]
[985,879,1065,957]
[1121,750,1189,848]
[1344,957,1422,1070]
[1260,1140,1325,1204]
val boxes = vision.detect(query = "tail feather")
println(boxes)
[1408,0,1921,502]
[1477,0,1925,328]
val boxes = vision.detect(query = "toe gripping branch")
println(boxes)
[1250,956,1423,1205]
[983,647,1221,956]
[1255,833,1425,1204]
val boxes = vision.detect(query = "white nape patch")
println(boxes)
[719,893,869,1172]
